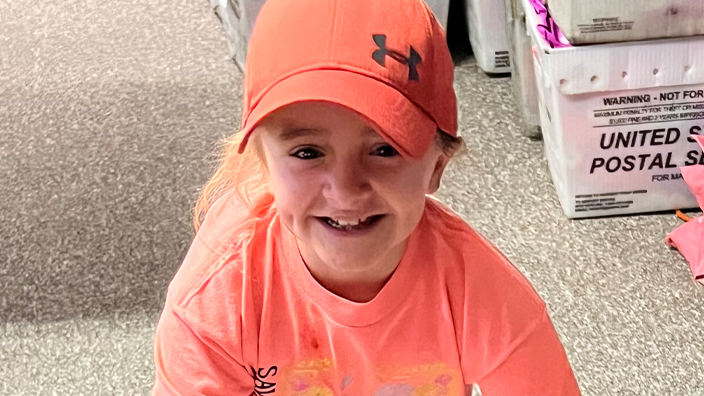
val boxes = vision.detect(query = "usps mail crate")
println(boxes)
[524,0,704,218]
[425,0,451,30]
[505,0,540,130]
[211,0,264,71]
[467,0,511,73]
[548,0,704,45]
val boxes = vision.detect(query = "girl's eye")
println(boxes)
[372,144,399,157]
[291,147,322,160]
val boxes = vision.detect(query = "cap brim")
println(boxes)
[238,70,436,158]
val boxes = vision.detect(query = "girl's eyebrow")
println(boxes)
[278,127,326,141]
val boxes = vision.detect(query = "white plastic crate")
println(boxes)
[525,0,704,217]
[425,0,450,30]
[212,0,264,71]
[505,0,540,130]
[466,0,511,73]
[548,0,704,45]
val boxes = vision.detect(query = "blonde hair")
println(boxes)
[193,131,272,232]
[193,129,464,232]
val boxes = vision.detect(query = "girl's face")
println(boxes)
[257,101,449,275]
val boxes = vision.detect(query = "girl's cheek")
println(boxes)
[373,164,426,195]
[276,162,322,196]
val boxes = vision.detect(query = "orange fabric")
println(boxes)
[237,0,457,158]
[152,194,581,395]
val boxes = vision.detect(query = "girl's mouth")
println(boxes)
[318,215,385,232]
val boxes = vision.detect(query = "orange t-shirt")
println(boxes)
[152,193,581,395]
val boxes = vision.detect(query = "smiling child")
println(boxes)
[151,0,581,394]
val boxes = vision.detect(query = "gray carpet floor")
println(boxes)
[1,0,703,395]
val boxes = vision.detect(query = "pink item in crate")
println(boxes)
[666,135,704,286]
[527,0,571,49]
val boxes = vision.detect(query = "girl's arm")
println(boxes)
[472,313,581,395]
[151,301,253,396]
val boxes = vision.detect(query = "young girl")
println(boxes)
[151,0,581,394]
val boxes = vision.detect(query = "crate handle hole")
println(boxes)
[685,65,692,72]
[560,79,567,85]
[622,71,628,78]
[653,68,659,75]
[591,75,598,83]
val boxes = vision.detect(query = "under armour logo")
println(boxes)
[372,34,422,81]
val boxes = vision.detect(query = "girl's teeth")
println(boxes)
[334,216,372,226]
[326,216,376,230]
[337,219,360,226]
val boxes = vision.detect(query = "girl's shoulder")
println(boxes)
[422,196,546,309]
[166,191,276,311]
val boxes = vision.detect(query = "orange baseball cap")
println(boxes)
[237,0,458,158]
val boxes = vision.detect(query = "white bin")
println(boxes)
[466,0,511,73]
[425,0,451,30]
[548,0,704,45]
[505,0,540,130]
[524,0,704,218]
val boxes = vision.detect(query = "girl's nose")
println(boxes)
[323,157,373,206]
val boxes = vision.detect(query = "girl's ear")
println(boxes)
[427,153,450,194]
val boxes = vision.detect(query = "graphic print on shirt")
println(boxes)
[370,363,459,396]
[274,359,461,395]
[253,366,278,395]
[281,358,336,395]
